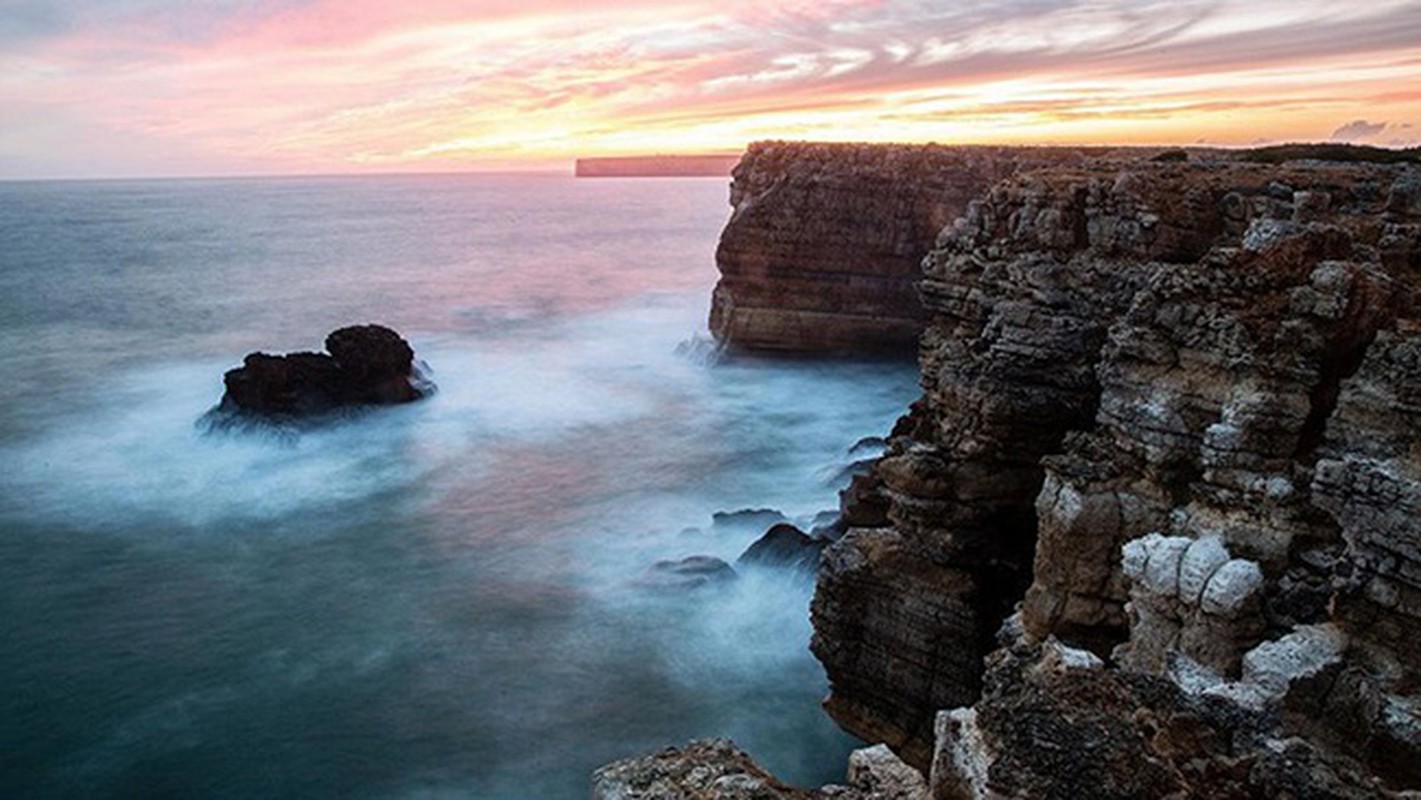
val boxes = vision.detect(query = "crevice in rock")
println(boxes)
[1293,329,1377,464]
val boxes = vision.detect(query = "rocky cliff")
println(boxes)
[594,150,1420,797]
[709,142,1106,353]
[811,158,1421,794]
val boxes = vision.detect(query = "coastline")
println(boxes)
[601,142,1421,797]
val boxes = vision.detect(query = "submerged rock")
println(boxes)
[737,523,825,572]
[635,556,737,591]
[214,324,432,421]
[712,508,788,531]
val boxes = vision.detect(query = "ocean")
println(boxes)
[0,174,919,799]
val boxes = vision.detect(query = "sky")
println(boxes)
[2,0,1420,178]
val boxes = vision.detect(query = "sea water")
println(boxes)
[0,174,919,799]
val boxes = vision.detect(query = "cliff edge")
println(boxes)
[598,149,1421,798]
[812,158,1421,795]
[709,142,1105,353]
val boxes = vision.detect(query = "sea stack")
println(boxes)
[218,324,432,418]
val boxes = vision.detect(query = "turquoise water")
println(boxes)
[0,174,918,798]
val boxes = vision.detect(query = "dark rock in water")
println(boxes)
[848,436,888,455]
[737,523,825,572]
[635,556,737,591]
[710,508,787,531]
[806,509,844,539]
[810,516,848,542]
[216,324,432,420]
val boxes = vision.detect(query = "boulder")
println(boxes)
[635,556,738,591]
[738,523,825,572]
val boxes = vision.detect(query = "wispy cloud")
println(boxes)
[1331,119,1389,141]
[1,0,1419,177]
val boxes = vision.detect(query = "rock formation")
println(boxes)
[596,148,1420,797]
[215,324,431,419]
[709,142,1105,353]
[809,157,1421,792]
[634,555,738,591]
[738,523,825,572]
[591,739,926,799]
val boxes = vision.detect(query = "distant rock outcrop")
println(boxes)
[216,324,432,419]
[737,523,824,572]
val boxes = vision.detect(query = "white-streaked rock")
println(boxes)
[1039,636,1105,672]
[1143,535,1192,595]
[1200,559,1264,616]
[1177,536,1231,605]
[931,707,996,800]
[845,744,927,799]
[1240,624,1348,698]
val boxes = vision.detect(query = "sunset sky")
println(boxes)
[3,0,1420,178]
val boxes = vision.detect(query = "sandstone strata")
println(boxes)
[710,142,1103,353]
[596,151,1420,797]
[809,158,1421,792]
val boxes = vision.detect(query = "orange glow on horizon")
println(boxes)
[1,0,1418,178]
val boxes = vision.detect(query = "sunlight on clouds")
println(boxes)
[0,0,1418,177]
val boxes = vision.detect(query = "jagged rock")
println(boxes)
[808,157,1421,782]
[844,745,927,799]
[839,472,891,529]
[849,437,890,456]
[591,739,813,799]
[738,524,825,572]
[635,556,737,591]
[927,643,1395,799]
[216,324,430,419]
[591,739,928,800]
[710,142,1104,352]
[812,528,985,768]
[1118,533,1265,675]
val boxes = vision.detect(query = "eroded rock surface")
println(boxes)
[929,641,1393,799]
[807,158,1421,790]
[591,739,925,800]
[710,142,1102,353]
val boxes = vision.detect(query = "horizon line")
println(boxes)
[3,140,1414,184]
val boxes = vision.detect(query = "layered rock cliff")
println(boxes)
[709,142,1104,353]
[811,158,1421,793]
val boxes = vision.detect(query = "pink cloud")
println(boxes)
[2,0,1420,177]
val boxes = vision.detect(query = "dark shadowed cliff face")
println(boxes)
[709,142,1101,353]
[811,159,1421,791]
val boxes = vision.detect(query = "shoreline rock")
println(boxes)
[809,157,1421,791]
[596,144,1421,797]
[634,555,738,591]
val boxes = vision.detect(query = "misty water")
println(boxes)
[0,174,919,798]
